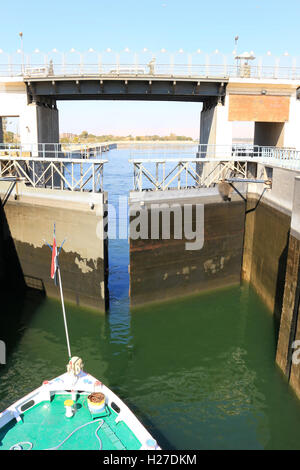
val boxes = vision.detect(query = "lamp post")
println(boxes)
[188,49,203,76]
[32,48,47,68]
[19,32,24,74]
[234,36,239,55]
[0,49,12,76]
[52,49,65,74]
[69,48,85,74]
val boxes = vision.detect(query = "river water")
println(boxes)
[1,144,300,450]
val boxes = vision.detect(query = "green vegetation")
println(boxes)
[60,131,194,144]
[0,118,20,144]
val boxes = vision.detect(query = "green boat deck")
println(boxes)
[0,394,142,450]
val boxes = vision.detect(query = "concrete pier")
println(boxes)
[0,182,108,311]
[129,187,246,307]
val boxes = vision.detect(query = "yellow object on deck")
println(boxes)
[64,399,74,407]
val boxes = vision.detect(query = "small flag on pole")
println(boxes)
[50,227,58,286]
[45,226,71,359]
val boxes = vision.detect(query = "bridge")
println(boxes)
[0,49,300,157]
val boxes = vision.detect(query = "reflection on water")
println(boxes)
[1,145,300,450]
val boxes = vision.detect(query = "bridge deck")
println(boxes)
[25,76,227,102]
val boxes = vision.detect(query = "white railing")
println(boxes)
[129,145,300,191]
[197,144,300,160]
[0,155,107,192]
[0,142,116,159]
[1,58,300,80]
[129,159,249,191]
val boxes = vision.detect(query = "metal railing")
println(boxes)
[1,61,300,80]
[0,156,107,192]
[0,142,116,159]
[198,144,300,162]
[129,158,249,191]
[129,145,300,191]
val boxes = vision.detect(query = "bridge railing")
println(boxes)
[0,155,107,192]
[1,62,300,80]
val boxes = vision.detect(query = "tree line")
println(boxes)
[60,131,194,143]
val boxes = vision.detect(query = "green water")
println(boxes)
[1,146,300,450]
[1,283,300,450]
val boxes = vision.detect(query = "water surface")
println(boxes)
[1,144,300,450]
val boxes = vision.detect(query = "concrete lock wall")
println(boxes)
[240,165,300,399]
[276,177,300,396]
[0,182,108,311]
[242,166,299,324]
[0,199,26,294]
[129,188,245,307]
[128,164,300,401]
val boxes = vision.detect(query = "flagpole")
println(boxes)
[57,264,72,360]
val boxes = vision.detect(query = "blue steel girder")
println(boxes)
[25,77,228,103]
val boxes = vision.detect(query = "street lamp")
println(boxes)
[188,49,203,76]
[19,32,24,74]
[70,48,83,74]
[0,49,12,75]
[32,48,47,68]
[51,49,65,74]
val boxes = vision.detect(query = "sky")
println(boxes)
[1,0,299,138]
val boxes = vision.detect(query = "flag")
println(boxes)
[50,230,58,286]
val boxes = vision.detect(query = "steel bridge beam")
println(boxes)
[25,78,227,103]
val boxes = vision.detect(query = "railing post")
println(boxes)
[92,163,95,192]
[33,160,36,186]
[60,161,63,190]
[139,164,142,192]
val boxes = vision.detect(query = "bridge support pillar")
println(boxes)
[20,101,59,153]
[198,100,232,157]
[196,99,232,178]
[0,82,59,150]
[282,94,300,149]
